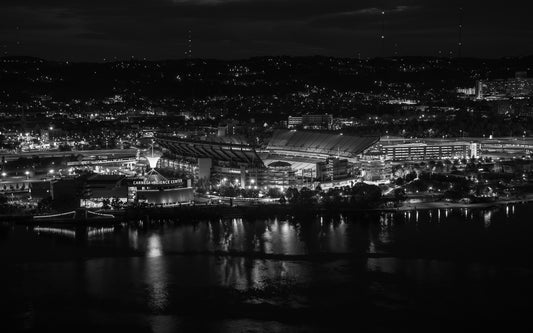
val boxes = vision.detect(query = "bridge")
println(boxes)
[1,148,138,162]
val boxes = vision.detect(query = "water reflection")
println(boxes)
[3,203,533,331]
[24,203,533,258]
[484,210,493,228]
[147,234,163,257]
[34,226,76,238]
[33,226,115,240]
[145,254,169,312]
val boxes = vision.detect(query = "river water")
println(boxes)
[1,204,533,332]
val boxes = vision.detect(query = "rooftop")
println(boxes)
[267,130,379,158]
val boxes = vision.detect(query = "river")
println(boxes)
[1,203,533,332]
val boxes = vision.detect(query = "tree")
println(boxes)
[102,199,111,210]
[58,143,71,151]
[267,187,282,198]
[111,197,122,209]
[37,197,53,212]
[435,161,445,173]
[393,188,407,201]
[285,188,300,204]
[444,182,470,201]
[395,177,405,186]
[405,171,417,182]
[351,183,382,207]
[219,185,239,197]
[406,179,429,193]
[299,187,317,205]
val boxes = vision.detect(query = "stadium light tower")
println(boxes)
[458,7,463,58]
[145,140,161,170]
[381,11,385,57]
[186,29,192,59]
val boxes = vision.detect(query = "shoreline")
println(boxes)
[380,197,533,212]
[2,197,533,223]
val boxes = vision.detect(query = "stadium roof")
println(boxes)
[266,130,379,159]
[156,135,263,167]
[267,161,292,168]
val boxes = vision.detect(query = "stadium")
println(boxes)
[156,130,379,188]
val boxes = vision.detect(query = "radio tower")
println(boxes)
[187,29,192,59]
[380,11,386,57]
[458,7,463,58]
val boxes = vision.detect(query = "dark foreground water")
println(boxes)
[2,204,533,332]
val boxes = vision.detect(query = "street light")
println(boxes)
[1,172,6,177]
[49,169,55,175]
[25,171,30,179]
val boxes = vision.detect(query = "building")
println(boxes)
[132,170,193,205]
[359,152,392,181]
[476,72,533,100]
[84,175,129,206]
[265,161,296,188]
[156,134,263,188]
[156,130,378,188]
[287,116,303,128]
[478,137,533,159]
[47,167,192,208]
[377,139,478,161]
[265,130,379,163]
[288,114,333,130]
[492,160,533,174]
[50,177,86,209]
[316,158,349,182]
[66,156,137,174]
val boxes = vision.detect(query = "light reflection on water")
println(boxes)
[24,203,528,258]
[484,210,493,228]
[2,203,533,331]
[147,234,163,257]
[145,255,169,312]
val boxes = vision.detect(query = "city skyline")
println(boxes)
[2,2,533,332]
[1,0,533,61]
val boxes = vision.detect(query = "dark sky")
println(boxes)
[1,0,532,61]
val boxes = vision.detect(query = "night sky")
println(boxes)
[1,0,532,61]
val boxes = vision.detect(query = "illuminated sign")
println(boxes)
[133,179,183,185]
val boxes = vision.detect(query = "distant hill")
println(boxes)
[2,55,533,101]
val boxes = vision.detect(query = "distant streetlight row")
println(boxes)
[1,169,55,178]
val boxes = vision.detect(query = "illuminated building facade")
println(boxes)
[288,114,333,130]
[265,161,296,188]
[378,141,478,161]
[156,130,378,188]
[476,72,533,100]
[316,158,349,182]
[359,152,392,181]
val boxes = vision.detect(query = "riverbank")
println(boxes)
[388,195,533,212]
[2,196,533,225]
